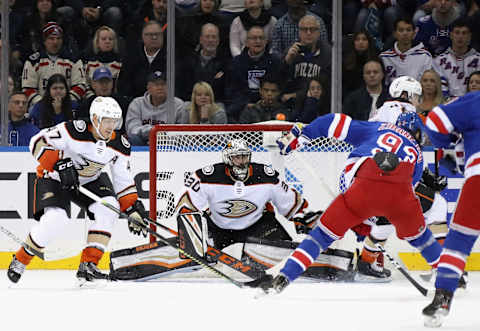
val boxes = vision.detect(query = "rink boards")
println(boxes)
[0,147,478,271]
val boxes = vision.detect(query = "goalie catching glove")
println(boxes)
[54,158,79,192]
[276,123,304,155]
[292,210,322,234]
[126,200,148,237]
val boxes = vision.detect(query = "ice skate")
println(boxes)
[7,255,26,284]
[458,271,468,289]
[355,254,392,283]
[423,288,453,328]
[76,262,110,288]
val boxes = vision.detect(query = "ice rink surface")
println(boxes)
[1,270,479,331]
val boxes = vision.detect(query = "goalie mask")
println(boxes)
[90,96,123,140]
[222,139,251,180]
[395,111,424,144]
[389,76,422,105]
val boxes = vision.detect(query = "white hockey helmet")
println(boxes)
[389,76,422,103]
[90,96,123,139]
[222,139,251,180]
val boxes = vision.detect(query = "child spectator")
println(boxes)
[29,74,78,129]
[178,81,227,124]
[83,26,123,98]
[291,76,329,123]
[7,91,40,146]
[229,0,277,57]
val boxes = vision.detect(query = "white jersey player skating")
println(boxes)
[7,97,148,286]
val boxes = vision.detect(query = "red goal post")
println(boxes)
[149,123,353,243]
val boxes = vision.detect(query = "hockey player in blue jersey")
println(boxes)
[422,91,480,327]
[254,111,445,295]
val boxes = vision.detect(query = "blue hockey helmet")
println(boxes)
[395,111,424,143]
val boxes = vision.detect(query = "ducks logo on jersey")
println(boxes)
[219,199,258,218]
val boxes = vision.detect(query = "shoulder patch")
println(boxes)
[202,165,214,175]
[73,120,87,132]
[29,52,40,61]
[264,165,275,176]
[121,134,131,148]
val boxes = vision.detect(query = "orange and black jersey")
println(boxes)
[176,162,306,230]
[29,120,137,210]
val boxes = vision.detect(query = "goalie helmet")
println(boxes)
[90,96,123,140]
[389,76,422,103]
[222,139,251,180]
[395,111,424,143]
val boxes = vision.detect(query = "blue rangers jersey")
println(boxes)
[415,15,453,56]
[424,91,480,179]
[298,114,424,188]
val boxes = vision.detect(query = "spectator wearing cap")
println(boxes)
[117,20,167,99]
[4,91,40,146]
[21,21,87,110]
[82,25,123,99]
[125,71,184,145]
[77,67,130,132]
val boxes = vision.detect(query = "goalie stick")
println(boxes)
[78,186,259,289]
[374,243,429,296]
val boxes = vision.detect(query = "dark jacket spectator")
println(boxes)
[6,91,40,146]
[29,73,79,129]
[291,77,329,123]
[117,21,167,99]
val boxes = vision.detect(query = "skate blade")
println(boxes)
[76,278,108,289]
[424,311,448,328]
[353,273,392,283]
[253,288,276,300]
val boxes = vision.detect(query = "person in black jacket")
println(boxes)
[291,76,329,123]
[343,59,390,121]
[227,26,282,122]
[117,20,166,99]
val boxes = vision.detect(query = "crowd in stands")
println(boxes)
[3,0,480,146]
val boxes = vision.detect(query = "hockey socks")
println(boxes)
[435,229,476,293]
[280,224,335,282]
[80,247,104,265]
[15,246,35,266]
[407,228,442,267]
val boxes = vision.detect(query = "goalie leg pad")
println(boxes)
[177,212,208,259]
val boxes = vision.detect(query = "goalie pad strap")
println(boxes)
[177,212,208,259]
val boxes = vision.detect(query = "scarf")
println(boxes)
[239,8,272,30]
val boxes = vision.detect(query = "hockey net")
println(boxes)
[149,123,353,243]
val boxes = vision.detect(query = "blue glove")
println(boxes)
[276,123,303,155]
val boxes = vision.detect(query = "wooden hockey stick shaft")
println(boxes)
[78,186,253,288]
[434,149,439,178]
[375,243,429,296]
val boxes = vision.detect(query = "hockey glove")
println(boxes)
[126,200,148,237]
[421,168,447,191]
[276,123,303,155]
[292,210,322,234]
[54,158,79,192]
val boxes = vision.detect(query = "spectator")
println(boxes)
[29,73,79,129]
[342,29,380,97]
[179,23,230,103]
[77,67,130,132]
[416,69,444,119]
[6,91,40,146]
[178,81,227,124]
[229,0,277,57]
[343,59,390,120]
[176,0,229,56]
[291,76,330,123]
[1,0,25,53]
[467,0,480,50]
[125,71,184,146]
[238,74,289,123]
[271,0,328,57]
[83,26,123,99]
[466,70,480,92]
[0,39,23,89]
[380,17,432,86]
[282,15,331,108]
[19,0,77,60]
[22,22,86,110]
[415,0,463,56]
[227,26,282,122]
[117,21,166,99]
[433,18,480,98]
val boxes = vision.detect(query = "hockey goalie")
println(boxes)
[110,139,356,281]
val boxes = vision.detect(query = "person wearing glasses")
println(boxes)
[117,20,167,99]
[6,91,40,146]
[281,14,331,110]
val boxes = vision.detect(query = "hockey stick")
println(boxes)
[374,243,429,296]
[78,186,256,288]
